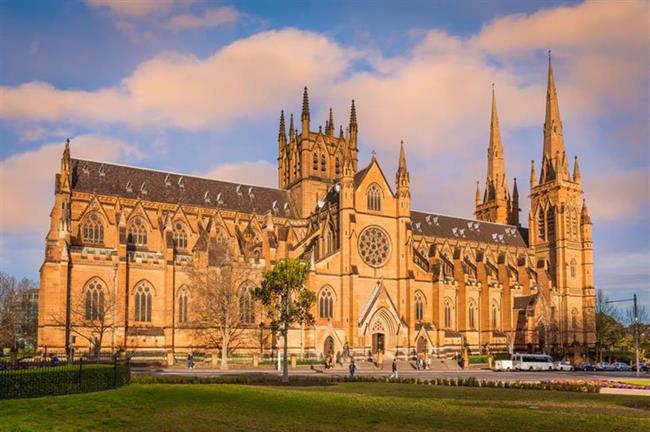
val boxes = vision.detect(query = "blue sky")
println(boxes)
[0,0,648,310]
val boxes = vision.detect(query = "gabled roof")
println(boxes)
[411,210,528,248]
[353,159,394,195]
[71,159,298,219]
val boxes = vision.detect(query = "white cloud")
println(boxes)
[595,250,650,309]
[0,135,140,233]
[203,160,276,188]
[165,6,241,32]
[0,29,352,131]
[585,168,649,221]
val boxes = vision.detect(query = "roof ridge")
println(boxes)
[72,158,288,194]
[411,209,522,229]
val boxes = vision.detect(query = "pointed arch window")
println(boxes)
[444,298,453,329]
[320,154,326,174]
[84,278,105,321]
[491,301,500,330]
[128,217,147,247]
[538,210,546,241]
[547,207,556,240]
[312,153,318,173]
[335,157,341,176]
[415,292,424,322]
[468,301,476,330]
[367,184,381,211]
[178,288,189,324]
[325,226,336,254]
[572,210,579,239]
[173,221,188,250]
[239,283,255,325]
[571,308,578,332]
[134,282,153,322]
[319,287,334,319]
[83,212,104,244]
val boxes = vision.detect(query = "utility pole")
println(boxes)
[605,294,641,377]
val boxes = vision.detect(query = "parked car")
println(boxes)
[493,360,513,371]
[612,362,632,372]
[635,362,650,372]
[596,362,616,371]
[575,362,596,371]
[554,361,574,371]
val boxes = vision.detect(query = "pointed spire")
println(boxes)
[475,181,481,206]
[396,141,410,201]
[301,87,310,120]
[398,140,407,172]
[289,113,295,139]
[509,177,520,226]
[485,84,507,202]
[349,99,357,133]
[339,125,344,138]
[278,110,286,140]
[572,155,581,183]
[530,159,537,188]
[327,107,334,136]
[581,198,591,225]
[512,177,519,201]
[543,50,564,159]
[61,138,71,173]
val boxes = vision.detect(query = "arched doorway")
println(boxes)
[416,336,427,354]
[372,333,385,354]
[323,336,334,356]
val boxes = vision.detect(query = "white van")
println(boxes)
[512,354,554,371]
[493,359,513,371]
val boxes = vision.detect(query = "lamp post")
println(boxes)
[605,294,640,376]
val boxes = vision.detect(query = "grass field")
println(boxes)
[1,382,648,432]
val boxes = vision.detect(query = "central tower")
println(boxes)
[277,88,358,217]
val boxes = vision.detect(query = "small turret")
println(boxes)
[581,199,591,226]
[278,110,286,152]
[530,160,537,188]
[326,108,334,136]
[289,113,295,140]
[301,86,310,134]
[510,177,520,226]
[573,155,581,183]
[349,99,357,148]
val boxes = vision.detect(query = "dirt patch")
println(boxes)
[622,401,650,411]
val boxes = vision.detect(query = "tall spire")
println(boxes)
[510,177,520,226]
[543,50,564,159]
[396,140,410,201]
[288,113,295,139]
[485,84,507,200]
[581,198,591,225]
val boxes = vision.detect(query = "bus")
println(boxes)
[512,354,554,371]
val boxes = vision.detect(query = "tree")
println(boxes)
[188,240,252,370]
[595,289,625,351]
[0,272,38,351]
[52,278,115,359]
[254,258,316,383]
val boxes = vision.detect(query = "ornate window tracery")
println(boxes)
[84,278,105,321]
[83,212,104,244]
[367,184,381,211]
[128,217,147,247]
[178,288,189,324]
[319,287,334,319]
[415,292,424,322]
[358,226,390,267]
[134,282,153,322]
[173,221,188,250]
[239,282,256,325]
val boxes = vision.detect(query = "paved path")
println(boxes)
[133,366,649,384]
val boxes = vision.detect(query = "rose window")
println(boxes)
[358,226,390,267]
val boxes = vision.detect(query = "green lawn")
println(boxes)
[0,382,648,432]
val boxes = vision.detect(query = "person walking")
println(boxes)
[349,359,357,378]
[390,358,398,379]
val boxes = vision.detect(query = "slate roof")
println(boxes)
[71,159,298,218]
[513,295,535,310]
[411,210,528,248]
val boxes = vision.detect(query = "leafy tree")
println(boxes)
[254,258,315,383]
[188,240,253,370]
[0,272,38,351]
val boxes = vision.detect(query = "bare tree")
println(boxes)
[188,240,254,370]
[52,281,115,359]
[0,272,38,350]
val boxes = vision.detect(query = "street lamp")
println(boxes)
[605,294,641,376]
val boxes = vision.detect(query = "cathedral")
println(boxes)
[38,56,596,361]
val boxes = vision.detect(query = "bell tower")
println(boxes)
[529,52,595,349]
[278,87,358,217]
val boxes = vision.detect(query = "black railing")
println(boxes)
[0,357,130,399]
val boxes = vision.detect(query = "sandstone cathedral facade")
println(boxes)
[38,56,596,360]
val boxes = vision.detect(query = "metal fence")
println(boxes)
[0,357,131,399]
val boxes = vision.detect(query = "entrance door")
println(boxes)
[372,333,385,354]
[323,336,334,356]
[416,337,427,354]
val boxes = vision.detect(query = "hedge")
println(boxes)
[0,362,130,399]
[131,374,600,393]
